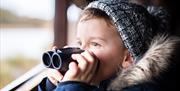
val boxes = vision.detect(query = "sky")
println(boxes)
[0,0,55,20]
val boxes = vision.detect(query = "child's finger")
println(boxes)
[80,51,99,82]
[88,58,99,84]
[71,54,88,73]
[63,45,69,48]
[81,50,94,63]
[47,69,63,82]
[52,46,58,51]
[48,76,58,86]
[62,62,79,81]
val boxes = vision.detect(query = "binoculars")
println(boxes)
[42,47,84,73]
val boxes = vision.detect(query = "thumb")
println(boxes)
[62,62,79,81]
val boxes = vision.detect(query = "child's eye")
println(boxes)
[91,42,101,47]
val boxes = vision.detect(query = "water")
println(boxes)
[0,28,54,61]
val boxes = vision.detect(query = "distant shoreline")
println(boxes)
[0,22,53,29]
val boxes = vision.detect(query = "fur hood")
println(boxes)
[108,35,180,90]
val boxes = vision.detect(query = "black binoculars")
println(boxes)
[42,47,84,73]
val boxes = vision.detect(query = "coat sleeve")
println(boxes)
[54,82,157,91]
[54,81,105,91]
[38,77,56,91]
[38,79,157,91]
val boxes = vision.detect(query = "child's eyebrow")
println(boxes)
[90,37,106,42]
[75,36,106,42]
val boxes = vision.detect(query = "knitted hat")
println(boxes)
[85,0,167,60]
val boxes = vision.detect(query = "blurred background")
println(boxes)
[0,0,54,88]
[1,0,179,90]
[0,0,82,89]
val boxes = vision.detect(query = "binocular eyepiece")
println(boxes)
[42,47,84,73]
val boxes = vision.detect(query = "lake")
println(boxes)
[0,28,54,61]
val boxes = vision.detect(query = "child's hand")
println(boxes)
[47,69,63,86]
[46,46,63,86]
[62,50,99,85]
[46,50,99,85]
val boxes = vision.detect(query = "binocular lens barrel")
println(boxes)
[42,47,84,72]
[42,51,54,68]
[52,53,62,69]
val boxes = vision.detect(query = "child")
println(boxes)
[38,0,177,91]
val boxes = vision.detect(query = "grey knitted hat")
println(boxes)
[85,0,169,60]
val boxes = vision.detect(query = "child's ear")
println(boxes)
[122,50,133,69]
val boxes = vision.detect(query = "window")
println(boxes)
[0,0,55,89]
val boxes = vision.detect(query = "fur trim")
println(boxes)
[108,35,180,90]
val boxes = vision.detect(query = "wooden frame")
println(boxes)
[53,0,68,47]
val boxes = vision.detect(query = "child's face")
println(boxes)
[76,18,127,81]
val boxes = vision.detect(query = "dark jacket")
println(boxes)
[38,35,180,91]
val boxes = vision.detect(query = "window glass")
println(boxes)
[0,0,55,88]
[67,4,81,45]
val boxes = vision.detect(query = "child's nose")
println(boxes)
[80,45,85,50]
[80,44,88,50]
